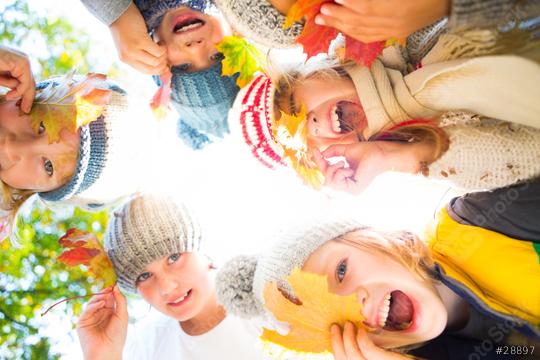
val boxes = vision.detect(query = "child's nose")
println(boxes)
[158,276,177,297]
[4,135,40,162]
[184,38,204,48]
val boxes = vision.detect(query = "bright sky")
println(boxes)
[17,1,461,358]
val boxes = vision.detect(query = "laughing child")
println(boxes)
[217,179,540,359]
[81,0,245,149]
[230,54,540,193]
[77,194,267,359]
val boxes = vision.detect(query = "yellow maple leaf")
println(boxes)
[30,72,111,143]
[261,268,365,355]
[385,37,407,47]
[216,36,266,88]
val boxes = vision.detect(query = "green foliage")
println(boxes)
[0,200,108,359]
[0,0,92,78]
[0,2,113,357]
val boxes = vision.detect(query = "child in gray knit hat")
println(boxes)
[77,194,268,360]
[217,181,540,359]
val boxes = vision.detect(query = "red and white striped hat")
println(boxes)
[228,73,285,169]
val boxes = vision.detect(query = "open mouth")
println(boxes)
[167,289,192,307]
[173,17,206,34]
[378,290,414,331]
[329,101,366,135]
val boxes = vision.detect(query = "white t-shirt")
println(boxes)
[123,309,268,360]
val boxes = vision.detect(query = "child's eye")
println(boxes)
[167,253,181,264]
[136,272,152,283]
[336,259,348,283]
[177,63,191,72]
[43,158,54,176]
[210,52,224,62]
[38,121,46,135]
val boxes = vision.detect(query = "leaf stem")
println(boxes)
[40,286,114,316]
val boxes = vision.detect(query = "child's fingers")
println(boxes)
[143,40,167,58]
[311,148,329,173]
[0,76,20,89]
[135,50,166,68]
[79,300,106,321]
[132,59,165,75]
[330,324,347,360]
[112,285,129,320]
[343,322,366,359]
[323,161,347,185]
[321,144,348,159]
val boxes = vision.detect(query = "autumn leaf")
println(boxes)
[284,0,398,66]
[273,105,324,189]
[30,72,111,143]
[216,36,265,88]
[261,268,364,354]
[57,228,116,287]
[150,71,172,120]
[344,36,385,67]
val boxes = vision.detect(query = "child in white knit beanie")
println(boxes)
[216,180,540,359]
[230,54,540,193]
[76,194,267,360]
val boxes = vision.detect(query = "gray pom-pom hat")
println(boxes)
[215,218,363,319]
[104,194,203,293]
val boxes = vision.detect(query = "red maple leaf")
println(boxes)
[297,17,339,60]
[344,36,385,67]
[58,247,101,266]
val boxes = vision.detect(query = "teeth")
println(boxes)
[378,293,392,327]
[175,22,203,33]
[171,291,189,304]
[331,106,341,133]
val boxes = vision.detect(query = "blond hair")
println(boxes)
[335,227,436,282]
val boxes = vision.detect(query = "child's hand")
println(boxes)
[314,0,450,43]
[312,142,391,195]
[109,3,167,75]
[331,322,409,359]
[77,285,128,360]
[0,45,35,113]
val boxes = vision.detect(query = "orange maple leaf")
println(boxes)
[261,268,365,355]
[30,72,111,143]
[58,228,116,287]
[150,71,172,120]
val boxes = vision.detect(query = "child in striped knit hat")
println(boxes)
[217,179,540,360]
[0,47,157,241]
[76,194,267,360]
[229,54,540,194]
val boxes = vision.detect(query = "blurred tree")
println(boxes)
[0,1,111,358]
[0,0,93,79]
[0,200,109,359]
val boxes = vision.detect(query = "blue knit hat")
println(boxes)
[36,77,156,208]
[134,0,213,32]
[169,62,240,149]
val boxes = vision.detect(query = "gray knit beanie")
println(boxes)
[104,194,203,293]
[216,218,363,319]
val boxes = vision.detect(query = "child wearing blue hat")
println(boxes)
[0,47,157,240]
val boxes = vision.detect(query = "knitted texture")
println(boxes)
[133,0,211,31]
[429,119,540,190]
[214,0,303,48]
[216,218,363,318]
[169,61,240,148]
[227,73,285,168]
[104,194,202,293]
[37,79,153,207]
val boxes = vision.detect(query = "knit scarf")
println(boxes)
[346,55,540,139]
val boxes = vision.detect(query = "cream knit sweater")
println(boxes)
[431,114,540,190]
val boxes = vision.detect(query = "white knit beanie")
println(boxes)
[216,217,363,318]
[104,194,202,293]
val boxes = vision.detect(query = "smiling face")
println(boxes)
[0,100,79,191]
[154,7,232,72]
[302,238,448,349]
[135,252,215,322]
[292,76,367,149]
